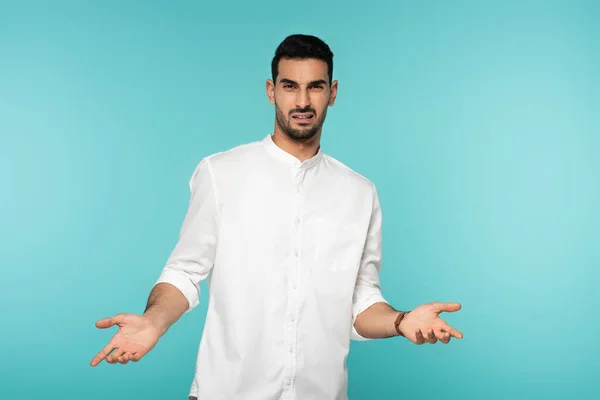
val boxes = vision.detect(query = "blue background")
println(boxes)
[1,0,599,399]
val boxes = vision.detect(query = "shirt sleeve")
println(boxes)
[351,183,389,341]
[153,157,220,313]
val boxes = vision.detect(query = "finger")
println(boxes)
[450,328,463,339]
[415,330,426,345]
[432,302,462,314]
[434,328,446,341]
[107,348,126,364]
[95,314,125,329]
[118,352,131,365]
[434,327,450,344]
[426,329,437,344]
[90,341,118,367]
[441,324,463,339]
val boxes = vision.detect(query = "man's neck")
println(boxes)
[272,129,321,163]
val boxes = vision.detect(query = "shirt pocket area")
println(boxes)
[314,216,364,272]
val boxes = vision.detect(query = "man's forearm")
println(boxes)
[143,282,189,336]
[353,302,402,339]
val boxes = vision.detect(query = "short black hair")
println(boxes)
[271,34,334,85]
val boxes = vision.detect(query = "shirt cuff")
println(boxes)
[154,268,200,313]
[351,293,389,341]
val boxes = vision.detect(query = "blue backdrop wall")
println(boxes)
[1,1,599,399]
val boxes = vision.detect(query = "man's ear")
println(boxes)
[266,79,275,105]
[328,80,338,106]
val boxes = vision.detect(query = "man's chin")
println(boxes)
[285,129,318,142]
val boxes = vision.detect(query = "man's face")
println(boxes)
[267,58,338,142]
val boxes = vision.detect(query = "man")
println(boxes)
[90,34,463,399]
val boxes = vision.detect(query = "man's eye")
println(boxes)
[283,84,294,89]
[310,85,324,90]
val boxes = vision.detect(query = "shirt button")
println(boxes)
[295,217,300,223]
[291,315,296,321]
[294,251,299,257]
[289,346,294,353]
[292,282,297,289]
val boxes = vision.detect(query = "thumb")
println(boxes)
[432,302,462,314]
[95,313,126,329]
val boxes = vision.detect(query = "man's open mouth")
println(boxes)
[292,113,314,121]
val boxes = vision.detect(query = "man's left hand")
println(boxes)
[398,302,463,344]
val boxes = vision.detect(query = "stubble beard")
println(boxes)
[275,103,328,142]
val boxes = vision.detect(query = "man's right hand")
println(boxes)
[90,313,162,366]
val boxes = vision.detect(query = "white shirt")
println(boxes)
[155,134,389,400]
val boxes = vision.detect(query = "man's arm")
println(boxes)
[351,183,407,340]
[350,184,463,344]
[354,302,401,339]
[152,157,221,314]
[91,158,220,366]
[142,282,190,336]
[355,300,463,344]
[350,183,393,341]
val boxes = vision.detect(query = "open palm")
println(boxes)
[400,302,463,345]
[90,313,162,366]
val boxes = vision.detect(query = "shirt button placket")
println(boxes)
[285,165,304,399]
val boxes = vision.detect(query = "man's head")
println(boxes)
[267,34,338,142]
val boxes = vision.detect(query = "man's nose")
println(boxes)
[295,89,310,109]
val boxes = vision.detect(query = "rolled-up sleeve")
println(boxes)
[154,157,220,313]
[351,183,389,341]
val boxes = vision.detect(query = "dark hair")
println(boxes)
[271,34,334,84]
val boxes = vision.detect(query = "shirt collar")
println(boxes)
[262,133,323,170]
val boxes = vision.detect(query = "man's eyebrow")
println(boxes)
[279,78,298,85]
[278,78,328,86]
